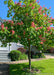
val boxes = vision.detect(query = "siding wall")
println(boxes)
[0,42,9,50]
[0,42,23,52]
[0,42,39,53]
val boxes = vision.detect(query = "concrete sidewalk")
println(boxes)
[0,63,9,75]
[0,58,45,64]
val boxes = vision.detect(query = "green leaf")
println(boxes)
[4,1,7,4]
[31,10,33,16]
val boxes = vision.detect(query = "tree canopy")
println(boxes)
[0,0,54,49]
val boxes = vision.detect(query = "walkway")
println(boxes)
[0,63,9,75]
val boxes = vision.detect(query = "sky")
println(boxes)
[0,0,54,21]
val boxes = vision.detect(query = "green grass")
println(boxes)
[10,59,54,75]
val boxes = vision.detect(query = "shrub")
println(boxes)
[9,50,21,61]
[40,53,45,58]
[33,55,39,58]
[20,53,28,60]
[17,48,26,53]
[43,49,50,53]
[33,53,45,59]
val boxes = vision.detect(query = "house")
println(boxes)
[50,48,54,53]
[0,42,24,62]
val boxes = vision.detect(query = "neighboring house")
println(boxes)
[47,48,54,53]
[50,48,54,53]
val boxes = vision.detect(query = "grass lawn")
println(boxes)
[10,59,54,75]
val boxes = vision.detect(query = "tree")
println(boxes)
[0,0,54,71]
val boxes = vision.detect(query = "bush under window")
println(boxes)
[9,50,21,61]
[9,50,28,61]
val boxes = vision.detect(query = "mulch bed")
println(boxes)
[23,68,40,73]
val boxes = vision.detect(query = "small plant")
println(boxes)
[20,53,28,60]
[40,53,45,58]
[33,55,39,58]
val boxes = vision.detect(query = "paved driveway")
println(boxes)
[45,53,54,58]
[0,63,9,75]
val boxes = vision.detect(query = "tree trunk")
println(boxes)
[28,44,31,71]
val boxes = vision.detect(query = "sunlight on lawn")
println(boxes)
[10,59,54,75]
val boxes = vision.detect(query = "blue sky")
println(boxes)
[0,0,54,20]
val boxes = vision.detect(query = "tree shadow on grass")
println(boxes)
[10,63,45,75]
